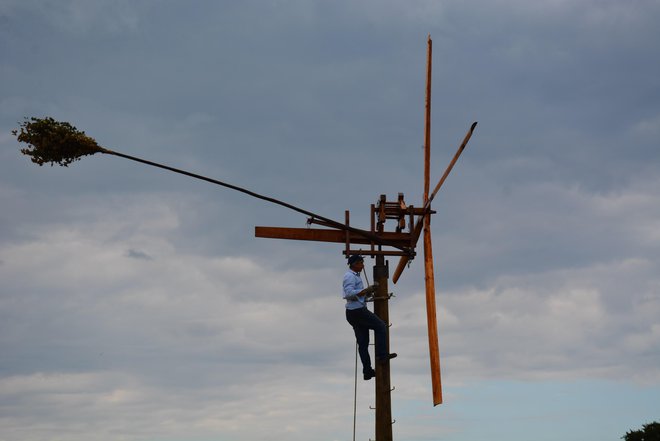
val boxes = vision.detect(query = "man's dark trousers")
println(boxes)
[346,306,387,374]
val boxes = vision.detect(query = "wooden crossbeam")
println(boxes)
[255,226,411,248]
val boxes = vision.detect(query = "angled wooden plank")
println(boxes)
[391,218,424,283]
[391,121,477,284]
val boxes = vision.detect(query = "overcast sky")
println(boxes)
[1,1,659,440]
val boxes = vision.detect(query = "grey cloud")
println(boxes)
[2,0,660,440]
[125,249,153,261]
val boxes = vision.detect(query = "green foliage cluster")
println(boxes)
[13,116,104,167]
[623,421,660,441]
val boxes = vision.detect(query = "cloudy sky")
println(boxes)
[1,1,659,440]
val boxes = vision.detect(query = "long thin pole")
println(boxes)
[353,342,358,441]
[100,148,405,251]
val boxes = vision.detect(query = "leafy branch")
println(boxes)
[13,116,107,166]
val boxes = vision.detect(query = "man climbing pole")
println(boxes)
[343,255,397,380]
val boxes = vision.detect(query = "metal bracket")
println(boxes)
[369,293,395,302]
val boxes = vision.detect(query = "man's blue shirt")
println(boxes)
[343,270,366,310]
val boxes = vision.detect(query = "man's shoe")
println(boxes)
[376,353,397,363]
[363,368,376,380]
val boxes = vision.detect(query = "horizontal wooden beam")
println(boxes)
[345,249,412,257]
[255,226,411,248]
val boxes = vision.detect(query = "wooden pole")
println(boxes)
[101,149,406,251]
[373,256,393,441]
[424,35,432,203]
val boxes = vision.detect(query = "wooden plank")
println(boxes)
[345,249,412,257]
[422,35,443,406]
[424,216,443,406]
[255,226,411,248]
[391,219,424,283]
[423,34,433,210]
[424,121,477,210]
[391,120,477,283]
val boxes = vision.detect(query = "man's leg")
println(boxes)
[353,325,372,374]
[346,309,374,375]
[354,308,389,361]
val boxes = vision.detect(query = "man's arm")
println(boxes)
[359,283,378,299]
[343,274,377,300]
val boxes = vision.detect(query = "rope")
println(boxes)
[351,268,380,440]
[353,341,358,441]
[363,270,371,287]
